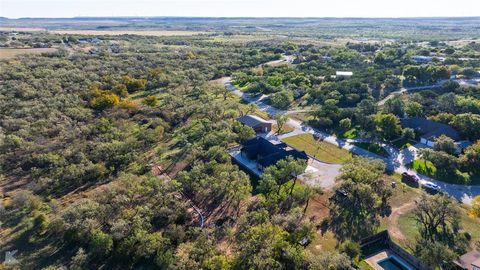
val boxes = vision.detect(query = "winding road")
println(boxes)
[223,55,480,205]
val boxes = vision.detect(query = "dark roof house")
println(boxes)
[400,117,461,142]
[237,115,272,133]
[241,137,308,169]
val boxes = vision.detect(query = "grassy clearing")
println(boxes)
[0,48,58,59]
[232,81,251,91]
[282,133,352,164]
[397,204,480,250]
[353,142,389,157]
[410,159,437,177]
[392,138,415,150]
[340,128,358,139]
[272,123,295,135]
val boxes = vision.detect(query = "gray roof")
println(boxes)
[237,115,270,128]
[400,117,461,141]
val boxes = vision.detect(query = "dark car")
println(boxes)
[401,172,420,187]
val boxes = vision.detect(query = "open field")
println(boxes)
[0,27,47,32]
[0,48,58,59]
[282,133,352,164]
[50,30,207,36]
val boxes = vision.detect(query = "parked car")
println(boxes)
[422,181,441,194]
[401,172,419,187]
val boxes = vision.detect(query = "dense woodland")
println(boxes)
[1,19,480,270]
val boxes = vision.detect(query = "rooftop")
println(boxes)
[237,114,270,127]
[400,117,461,141]
[241,137,308,168]
[336,71,353,76]
[455,250,480,270]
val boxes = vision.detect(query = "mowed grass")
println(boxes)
[340,128,358,139]
[0,48,58,59]
[353,142,389,157]
[282,133,352,164]
[397,204,480,250]
[410,159,437,177]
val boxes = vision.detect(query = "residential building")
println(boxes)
[237,114,272,133]
[400,117,469,150]
[230,136,308,177]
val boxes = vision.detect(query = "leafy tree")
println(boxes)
[90,93,120,110]
[234,223,304,270]
[375,113,401,140]
[275,114,288,135]
[90,230,113,257]
[402,128,415,140]
[383,95,404,117]
[413,194,469,269]
[433,135,458,155]
[329,157,391,241]
[339,118,352,132]
[460,141,480,175]
[471,195,480,218]
[405,101,423,117]
[306,251,355,270]
[143,95,158,107]
[271,90,294,109]
[451,113,480,141]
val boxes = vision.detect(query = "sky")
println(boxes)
[1,0,479,18]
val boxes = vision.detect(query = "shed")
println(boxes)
[237,114,272,133]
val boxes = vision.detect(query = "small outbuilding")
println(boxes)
[237,114,272,133]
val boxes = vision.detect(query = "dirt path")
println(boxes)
[387,199,418,241]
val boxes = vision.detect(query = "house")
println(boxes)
[335,71,353,77]
[241,137,308,171]
[400,117,462,147]
[412,55,433,63]
[454,250,480,270]
[237,114,272,133]
[233,137,308,176]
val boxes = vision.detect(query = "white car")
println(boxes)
[422,181,441,193]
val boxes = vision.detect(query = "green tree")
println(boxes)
[235,223,304,270]
[433,135,458,155]
[405,101,423,117]
[89,230,113,257]
[275,114,288,135]
[142,95,158,107]
[271,90,294,109]
[375,113,401,140]
[339,118,352,132]
[329,157,391,241]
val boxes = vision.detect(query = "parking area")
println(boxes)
[299,159,342,189]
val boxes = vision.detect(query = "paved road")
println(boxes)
[223,57,480,205]
[378,78,479,106]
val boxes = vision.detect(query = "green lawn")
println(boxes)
[282,133,352,164]
[353,142,389,157]
[397,205,480,251]
[340,128,358,139]
[392,138,416,150]
[232,81,251,91]
[410,159,437,177]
